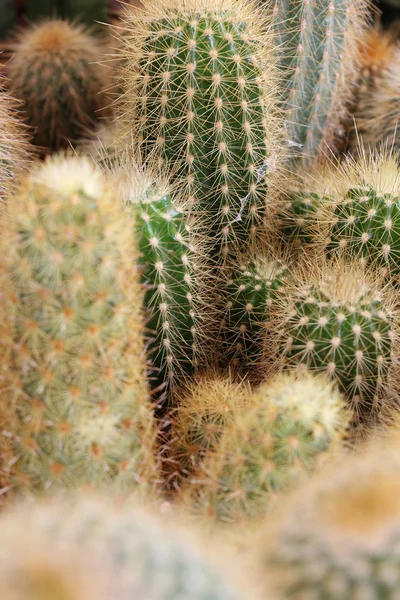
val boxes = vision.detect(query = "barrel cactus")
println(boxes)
[116,0,284,262]
[0,155,158,495]
[8,20,110,155]
[181,369,347,523]
[272,0,371,165]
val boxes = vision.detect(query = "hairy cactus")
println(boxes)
[219,256,289,371]
[0,493,241,600]
[169,373,251,483]
[120,170,205,403]
[274,259,396,421]
[181,369,347,523]
[0,84,31,204]
[322,150,400,278]
[8,20,110,155]
[258,439,400,599]
[116,0,284,262]
[0,155,158,495]
[272,0,371,165]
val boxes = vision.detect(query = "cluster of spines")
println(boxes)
[272,0,371,165]
[180,369,347,524]
[0,155,158,495]
[116,0,284,262]
[8,20,110,154]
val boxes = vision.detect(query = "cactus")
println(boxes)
[169,373,251,483]
[8,20,111,155]
[271,0,371,165]
[219,256,289,372]
[181,369,348,523]
[116,0,284,262]
[259,439,400,599]
[274,258,396,421]
[120,170,205,403]
[0,83,31,204]
[322,150,400,278]
[0,155,158,495]
[0,493,241,600]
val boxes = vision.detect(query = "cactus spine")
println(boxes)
[0,493,241,600]
[181,369,347,523]
[0,155,158,494]
[272,0,370,165]
[274,259,396,420]
[116,0,284,262]
[8,20,110,155]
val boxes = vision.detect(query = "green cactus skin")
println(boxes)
[280,265,394,419]
[116,0,283,262]
[0,155,158,495]
[182,369,347,523]
[272,0,370,165]
[278,189,323,247]
[129,184,199,401]
[0,494,241,600]
[8,20,111,155]
[0,0,16,40]
[220,258,288,370]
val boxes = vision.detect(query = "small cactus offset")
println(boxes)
[272,0,371,165]
[0,84,31,204]
[116,0,285,262]
[181,369,347,523]
[258,439,400,599]
[274,259,397,421]
[121,170,205,403]
[0,155,158,495]
[0,493,241,600]
[219,256,289,371]
[8,20,111,155]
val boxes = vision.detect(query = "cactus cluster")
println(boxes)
[0,155,158,495]
[116,0,284,262]
[8,20,110,154]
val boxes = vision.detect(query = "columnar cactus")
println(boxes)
[274,259,396,420]
[219,256,289,371]
[181,369,347,523]
[272,0,371,165]
[116,0,284,262]
[322,151,400,278]
[259,440,400,599]
[0,493,241,600]
[0,83,31,204]
[0,155,158,495]
[121,170,204,403]
[8,20,110,154]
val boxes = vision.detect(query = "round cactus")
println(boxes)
[0,155,158,495]
[181,369,347,524]
[219,256,289,371]
[275,259,396,421]
[116,0,285,262]
[0,493,241,600]
[8,20,110,155]
[259,439,400,599]
[324,151,400,278]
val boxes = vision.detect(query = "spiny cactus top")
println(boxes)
[116,0,284,261]
[181,369,347,524]
[272,0,371,165]
[259,440,400,599]
[8,20,110,154]
[0,493,242,600]
[322,151,400,278]
[274,259,397,421]
[0,155,158,495]
[0,84,31,204]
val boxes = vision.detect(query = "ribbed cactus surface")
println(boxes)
[0,156,157,494]
[117,0,283,261]
[272,0,370,165]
